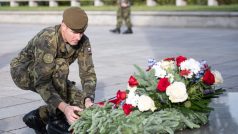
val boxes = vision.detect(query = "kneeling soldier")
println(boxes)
[10,7,97,134]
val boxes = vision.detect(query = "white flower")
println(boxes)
[137,95,156,112]
[180,58,201,78]
[166,82,188,103]
[166,73,174,83]
[127,84,137,93]
[212,70,223,84]
[126,92,140,107]
[160,60,176,70]
[152,63,166,78]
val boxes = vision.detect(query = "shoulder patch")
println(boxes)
[87,47,92,55]
[43,53,54,64]
[87,47,91,52]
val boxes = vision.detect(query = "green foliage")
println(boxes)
[79,0,94,6]
[155,0,176,5]
[187,0,208,5]
[101,0,117,5]
[187,88,225,112]
[132,0,147,5]
[217,0,238,4]
[70,104,208,134]
[133,64,158,93]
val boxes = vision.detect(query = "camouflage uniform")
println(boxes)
[10,25,97,121]
[116,0,132,29]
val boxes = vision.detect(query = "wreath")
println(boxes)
[70,55,225,134]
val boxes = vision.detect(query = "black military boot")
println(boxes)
[110,28,120,34]
[47,115,71,134]
[23,109,47,134]
[122,28,133,34]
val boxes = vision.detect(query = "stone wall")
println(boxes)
[0,11,237,28]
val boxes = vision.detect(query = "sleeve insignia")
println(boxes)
[43,53,54,64]
[87,47,92,54]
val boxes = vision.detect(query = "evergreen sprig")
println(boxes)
[70,104,208,134]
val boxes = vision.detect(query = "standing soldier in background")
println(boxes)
[110,0,133,34]
[10,7,97,134]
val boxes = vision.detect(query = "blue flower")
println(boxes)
[148,58,156,67]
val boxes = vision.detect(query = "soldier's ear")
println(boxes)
[61,22,67,31]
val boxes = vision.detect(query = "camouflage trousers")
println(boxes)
[10,58,85,123]
[116,7,132,29]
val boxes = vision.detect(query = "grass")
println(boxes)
[0,5,238,11]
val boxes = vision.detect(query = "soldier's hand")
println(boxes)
[84,98,94,108]
[64,105,83,125]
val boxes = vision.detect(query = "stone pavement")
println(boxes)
[0,24,238,134]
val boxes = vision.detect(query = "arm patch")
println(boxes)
[43,53,54,64]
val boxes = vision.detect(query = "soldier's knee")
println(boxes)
[38,105,49,124]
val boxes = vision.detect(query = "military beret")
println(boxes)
[63,7,88,33]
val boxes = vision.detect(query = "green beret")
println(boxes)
[63,7,88,33]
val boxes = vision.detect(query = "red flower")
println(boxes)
[157,78,170,92]
[109,90,127,105]
[122,103,134,115]
[128,76,139,87]
[96,101,106,107]
[202,69,215,85]
[180,69,191,77]
[109,98,121,105]
[176,56,187,67]
[116,90,127,100]
[96,101,105,106]
[164,57,175,61]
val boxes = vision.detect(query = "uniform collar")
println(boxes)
[57,25,67,54]
[57,25,77,56]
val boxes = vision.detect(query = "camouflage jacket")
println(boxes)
[12,25,97,110]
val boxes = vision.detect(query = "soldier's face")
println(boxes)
[61,23,83,45]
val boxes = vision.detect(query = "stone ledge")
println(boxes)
[0,11,238,28]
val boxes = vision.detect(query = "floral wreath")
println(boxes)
[70,56,225,134]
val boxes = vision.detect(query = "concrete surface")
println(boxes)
[0,23,238,133]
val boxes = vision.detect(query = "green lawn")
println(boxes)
[0,5,238,11]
